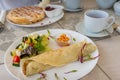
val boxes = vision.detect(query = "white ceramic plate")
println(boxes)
[64,7,83,12]
[4,29,99,80]
[75,22,113,37]
[7,12,64,27]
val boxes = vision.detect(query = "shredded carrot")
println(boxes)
[57,34,70,42]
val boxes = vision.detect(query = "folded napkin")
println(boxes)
[0,10,6,24]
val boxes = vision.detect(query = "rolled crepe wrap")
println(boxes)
[20,41,96,76]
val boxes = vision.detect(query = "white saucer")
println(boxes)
[75,22,113,37]
[64,7,83,12]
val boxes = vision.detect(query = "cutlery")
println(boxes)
[103,29,112,37]
[0,10,6,33]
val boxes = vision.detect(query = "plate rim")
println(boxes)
[64,7,83,12]
[4,29,99,80]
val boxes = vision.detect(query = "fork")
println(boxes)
[0,10,6,33]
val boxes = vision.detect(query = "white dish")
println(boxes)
[4,29,99,80]
[44,4,64,18]
[7,12,64,27]
[64,7,83,12]
[114,1,120,16]
[75,22,113,37]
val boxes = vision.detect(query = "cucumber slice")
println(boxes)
[12,63,20,67]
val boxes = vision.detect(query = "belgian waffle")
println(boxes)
[7,6,45,25]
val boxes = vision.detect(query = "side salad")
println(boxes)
[11,33,50,67]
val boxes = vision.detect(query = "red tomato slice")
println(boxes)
[13,56,20,63]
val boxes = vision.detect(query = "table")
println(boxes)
[0,0,120,80]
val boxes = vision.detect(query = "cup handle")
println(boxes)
[104,16,115,30]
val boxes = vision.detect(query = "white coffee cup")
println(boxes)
[84,10,115,33]
[62,0,81,10]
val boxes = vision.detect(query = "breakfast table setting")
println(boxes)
[0,0,120,80]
